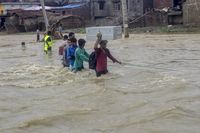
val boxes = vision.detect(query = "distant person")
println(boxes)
[93,35,121,77]
[59,35,68,55]
[36,29,40,42]
[0,19,2,28]
[68,32,75,39]
[73,39,89,72]
[44,31,53,54]
[21,42,25,47]
[58,23,63,38]
[67,37,77,70]
[61,35,70,67]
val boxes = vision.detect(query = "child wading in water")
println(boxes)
[67,37,77,71]
[94,34,121,77]
[60,35,69,67]
[73,39,89,72]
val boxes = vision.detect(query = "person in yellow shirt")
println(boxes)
[44,31,53,54]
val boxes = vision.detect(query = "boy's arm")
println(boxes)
[84,50,90,58]
[78,50,89,62]
[46,36,51,42]
[94,39,99,49]
[80,54,89,62]
[94,36,102,49]
[106,49,122,64]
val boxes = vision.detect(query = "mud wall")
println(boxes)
[52,3,91,20]
[183,0,200,26]
[145,11,168,27]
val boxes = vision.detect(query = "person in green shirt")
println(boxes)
[73,39,89,72]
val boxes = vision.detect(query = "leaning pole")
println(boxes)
[121,0,129,38]
[40,0,49,32]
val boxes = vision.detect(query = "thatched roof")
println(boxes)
[6,9,84,33]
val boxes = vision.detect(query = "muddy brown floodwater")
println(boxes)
[0,33,200,133]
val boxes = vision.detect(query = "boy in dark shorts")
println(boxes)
[73,39,89,72]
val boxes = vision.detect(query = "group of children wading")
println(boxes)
[44,31,121,77]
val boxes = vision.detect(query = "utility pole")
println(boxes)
[121,0,129,38]
[40,0,49,32]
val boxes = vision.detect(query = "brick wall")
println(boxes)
[154,0,173,9]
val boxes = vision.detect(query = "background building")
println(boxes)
[90,0,153,26]
[1,0,200,32]
[183,0,200,26]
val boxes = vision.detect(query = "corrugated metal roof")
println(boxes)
[24,3,85,11]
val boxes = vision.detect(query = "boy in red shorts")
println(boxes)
[94,37,121,77]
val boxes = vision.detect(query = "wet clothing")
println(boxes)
[96,69,108,77]
[74,47,89,71]
[95,48,118,76]
[59,40,68,55]
[67,44,77,67]
[44,35,53,53]
[59,46,64,55]
[58,26,63,38]
[62,45,69,67]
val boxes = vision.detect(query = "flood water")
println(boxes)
[0,33,200,133]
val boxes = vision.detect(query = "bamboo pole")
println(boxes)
[40,0,49,32]
[121,0,129,38]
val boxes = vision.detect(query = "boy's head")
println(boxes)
[63,35,68,41]
[99,40,108,49]
[78,39,86,49]
[21,42,25,46]
[47,31,51,36]
[69,37,77,44]
[68,32,75,39]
